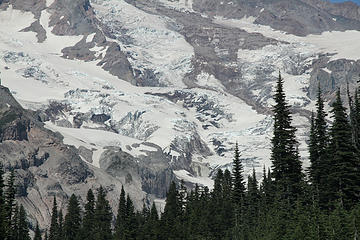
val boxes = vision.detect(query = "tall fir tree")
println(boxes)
[5,171,16,240]
[49,197,58,240]
[309,85,329,190]
[353,88,360,150]
[124,194,137,239]
[12,205,19,240]
[93,187,112,240]
[232,142,245,204]
[64,194,81,240]
[271,72,303,201]
[328,90,360,209]
[80,189,95,240]
[57,210,64,240]
[114,186,126,240]
[309,112,319,183]
[0,165,5,239]
[16,205,30,240]
[149,202,159,238]
[161,181,181,239]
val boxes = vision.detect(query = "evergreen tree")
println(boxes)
[271,72,303,201]
[354,88,360,150]
[148,202,159,238]
[309,85,330,209]
[80,189,95,240]
[16,205,30,240]
[232,142,245,208]
[124,194,137,239]
[64,194,81,240]
[57,210,64,240]
[34,223,42,240]
[93,187,112,240]
[328,90,360,209]
[12,205,19,240]
[48,197,58,240]
[309,112,319,182]
[247,168,260,218]
[5,171,16,240]
[0,165,5,239]
[114,186,126,240]
[161,181,181,239]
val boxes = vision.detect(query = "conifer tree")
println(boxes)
[49,197,58,240]
[5,171,16,240]
[161,181,181,239]
[81,189,95,240]
[328,90,360,209]
[34,223,42,240]
[124,194,137,239]
[114,186,126,240]
[17,205,30,240]
[0,165,5,239]
[245,169,260,238]
[93,187,112,240]
[232,142,245,204]
[309,85,330,208]
[353,88,360,150]
[271,72,303,201]
[64,194,81,240]
[247,168,260,214]
[57,210,64,240]
[309,112,318,182]
[11,204,19,240]
[148,202,159,238]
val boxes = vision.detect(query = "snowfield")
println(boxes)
[92,0,194,87]
[1,0,356,189]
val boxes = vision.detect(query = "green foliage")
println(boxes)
[271,73,304,202]
[64,194,81,240]
[232,142,246,205]
[49,197,58,240]
[114,186,126,240]
[80,189,95,240]
[328,90,360,209]
[93,187,112,240]
[16,205,31,240]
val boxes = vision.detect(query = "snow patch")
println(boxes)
[46,0,55,7]
[196,72,225,90]
[86,33,96,43]
[157,0,194,13]
[174,170,214,189]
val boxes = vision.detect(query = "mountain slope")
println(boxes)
[1,0,360,228]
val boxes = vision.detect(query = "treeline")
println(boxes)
[2,73,360,239]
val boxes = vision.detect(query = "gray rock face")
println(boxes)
[193,0,360,36]
[49,0,98,36]
[309,59,360,99]
[97,42,135,84]
[0,87,148,229]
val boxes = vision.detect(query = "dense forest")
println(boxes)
[1,73,360,239]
